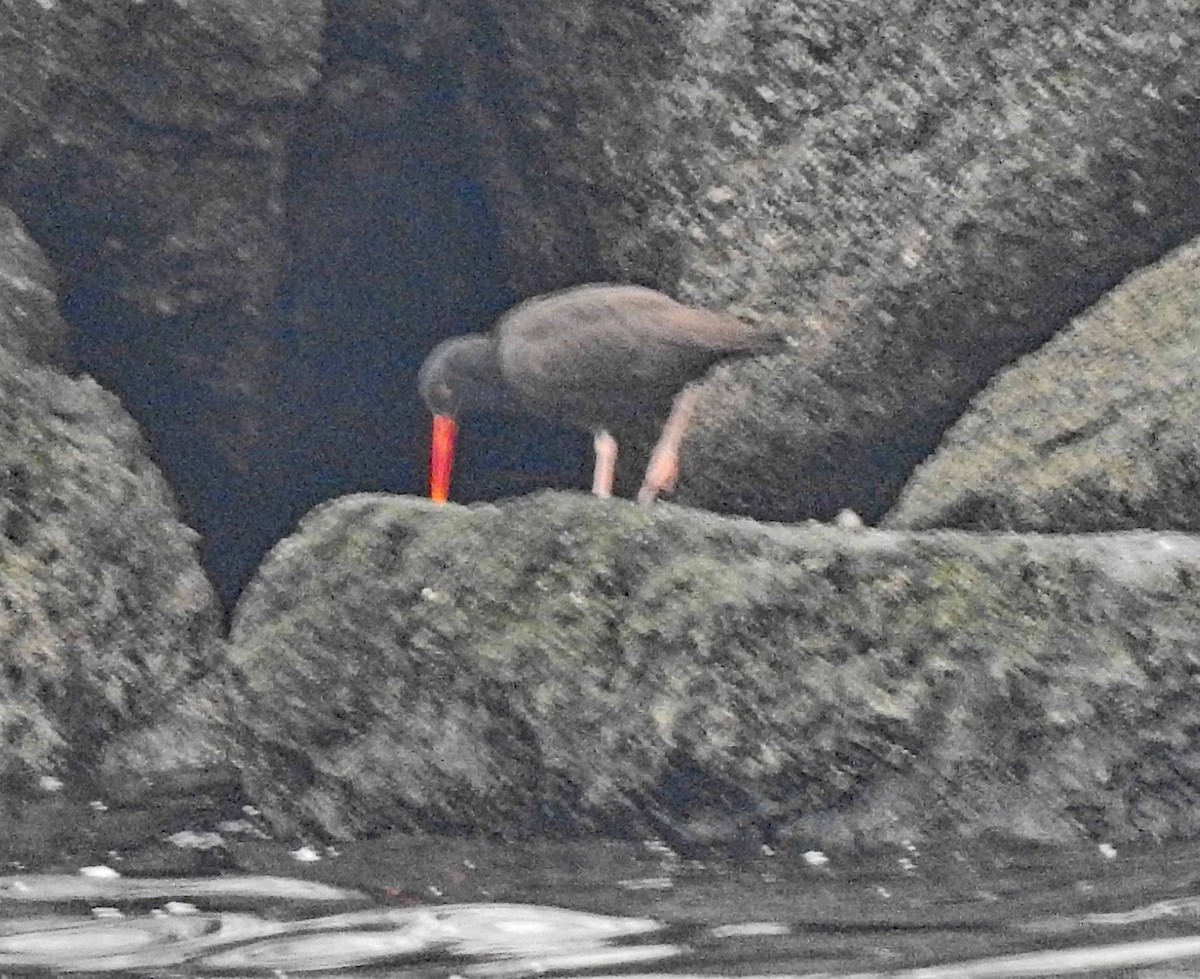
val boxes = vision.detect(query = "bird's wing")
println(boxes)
[500,285,766,357]
[494,285,779,421]
[613,290,769,354]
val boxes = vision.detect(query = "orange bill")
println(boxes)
[430,414,458,504]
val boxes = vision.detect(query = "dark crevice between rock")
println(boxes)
[0,7,610,610]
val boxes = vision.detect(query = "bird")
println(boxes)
[418,283,790,505]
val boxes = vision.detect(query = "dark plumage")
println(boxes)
[419,283,789,503]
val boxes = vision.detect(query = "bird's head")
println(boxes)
[419,337,466,418]
[417,334,505,503]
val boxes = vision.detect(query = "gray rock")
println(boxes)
[0,0,324,569]
[229,491,1200,847]
[10,1,1198,598]
[0,345,222,781]
[475,1,1200,521]
[0,208,72,368]
[0,0,322,319]
[886,234,1200,531]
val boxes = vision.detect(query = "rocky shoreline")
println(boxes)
[2,1,1200,854]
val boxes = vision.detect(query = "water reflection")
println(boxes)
[0,898,670,973]
[3,839,1200,977]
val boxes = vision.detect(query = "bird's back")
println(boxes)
[495,284,781,426]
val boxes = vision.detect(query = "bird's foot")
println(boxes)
[637,450,679,505]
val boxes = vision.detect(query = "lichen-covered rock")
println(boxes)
[0,347,223,782]
[474,1,1200,522]
[230,491,1200,848]
[885,234,1200,532]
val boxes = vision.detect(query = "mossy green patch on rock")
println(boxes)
[231,491,1200,849]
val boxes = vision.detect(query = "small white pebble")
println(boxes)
[38,776,64,793]
[705,185,736,205]
[89,801,109,812]
[802,850,829,867]
[242,805,261,817]
[760,844,776,857]
[91,907,123,918]
[164,901,199,915]
[290,846,321,863]
[79,866,120,879]
[898,857,916,871]
[834,509,864,529]
[1098,843,1118,859]
[428,885,443,897]
[876,885,892,898]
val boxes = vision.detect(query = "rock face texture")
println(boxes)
[0,209,222,786]
[0,208,72,368]
[0,344,223,782]
[5,2,1200,853]
[475,1,1200,521]
[887,235,1200,532]
[0,0,321,320]
[230,492,1200,848]
[0,0,324,601]
[10,2,1199,602]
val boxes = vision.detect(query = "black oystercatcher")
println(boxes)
[418,283,789,504]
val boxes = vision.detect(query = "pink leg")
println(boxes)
[592,430,618,498]
[638,384,704,504]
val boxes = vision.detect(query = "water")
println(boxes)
[4,833,1200,976]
